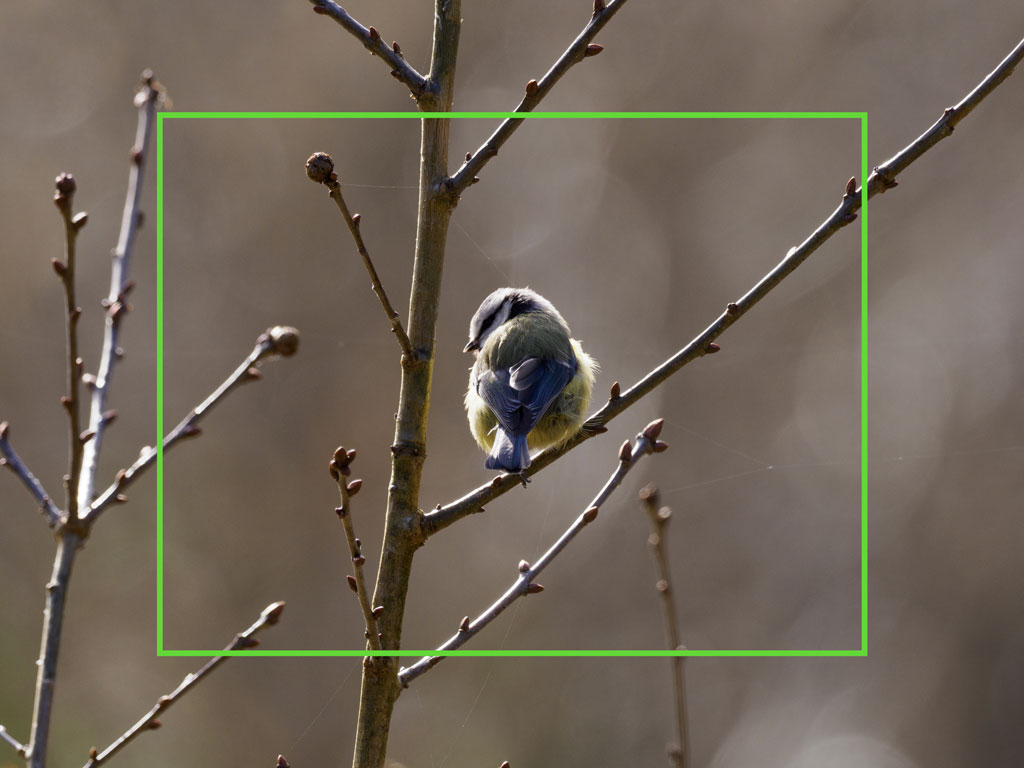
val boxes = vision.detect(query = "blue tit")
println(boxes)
[464,287,597,472]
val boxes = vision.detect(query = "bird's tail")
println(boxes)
[485,430,531,472]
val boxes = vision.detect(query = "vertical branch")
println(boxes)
[27,530,82,768]
[52,173,87,518]
[639,486,689,768]
[78,71,161,511]
[351,2,462,766]
[329,446,382,651]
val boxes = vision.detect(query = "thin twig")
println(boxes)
[28,530,82,768]
[422,34,1024,537]
[0,724,27,757]
[52,172,86,518]
[82,602,286,768]
[329,446,382,651]
[84,326,300,522]
[305,153,417,361]
[78,71,161,512]
[398,419,667,687]
[639,486,689,768]
[0,422,62,526]
[448,0,628,195]
[307,0,430,103]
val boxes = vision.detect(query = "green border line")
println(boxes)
[157,111,868,657]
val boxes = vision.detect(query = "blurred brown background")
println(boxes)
[2,1,1022,767]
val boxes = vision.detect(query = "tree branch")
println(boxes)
[639,486,689,768]
[329,446,382,651]
[305,152,417,361]
[349,2,461,765]
[81,602,286,768]
[398,419,667,688]
[0,422,62,526]
[77,71,162,513]
[307,0,430,104]
[447,0,628,195]
[0,724,27,757]
[52,172,87,519]
[28,530,82,768]
[422,33,1024,537]
[84,326,300,522]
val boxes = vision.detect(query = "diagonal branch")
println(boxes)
[329,446,382,651]
[307,0,430,104]
[398,419,667,688]
[78,71,162,512]
[0,422,62,526]
[84,326,300,522]
[422,33,1024,538]
[82,602,286,768]
[305,152,417,361]
[0,724,27,757]
[448,0,629,195]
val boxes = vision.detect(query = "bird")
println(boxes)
[464,287,597,472]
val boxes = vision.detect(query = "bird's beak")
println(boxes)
[463,339,479,353]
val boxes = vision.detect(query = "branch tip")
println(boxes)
[305,151,335,184]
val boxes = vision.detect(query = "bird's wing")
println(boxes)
[476,353,577,437]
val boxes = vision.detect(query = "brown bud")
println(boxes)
[653,440,669,453]
[726,302,739,315]
[347,478,363,496]
[845,177,856,196]
[80,429,96,443]
[582,506,599,524]
[89,748,98,759]
[372,605,385,618]
[102,409,118,426]
[459,616,470,632]
[305,152,334,183]
[656,579,670,593]
[352,212,362,226]
[501,762,511,768]
[392,41,402,55]
[642,418,664,441]
[594,0,606,11]
[525,79,539,96]
[180,424,201,439]
[346,575,358,592]
[72,212,89,230]
[518,559,531,572]
[368,26,380,42]
[619,440,633,462]
[335,506,346,518]
[243,366,262,381]
[55,172,77,196]
[51,259,68,277]
[466,152,472,161]
[148,720,162,730]
[277,757,291,768]
[353,555,365,566]
[526,583,545,594]
[609,381,620,399]
[312,3,327,12]
[706,343,721,354]
[262,602,286,626]
[0,421,7,439]
[584,44,604,57]
[638,484,659,504]
[266,325,300,357]
[115,493,129,503]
